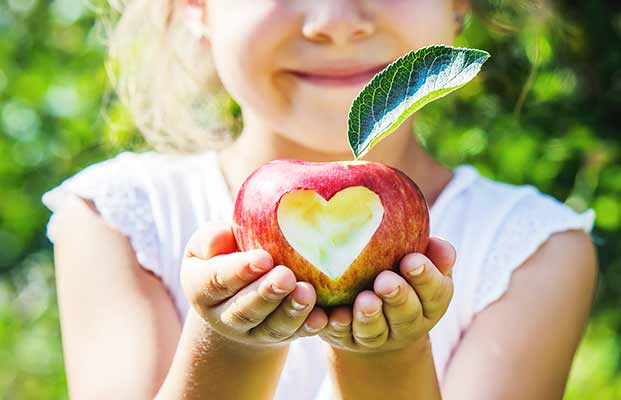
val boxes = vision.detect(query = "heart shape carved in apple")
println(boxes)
[277,186,384,280]
[232,159,429,306]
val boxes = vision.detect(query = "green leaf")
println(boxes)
[347,45,490,159]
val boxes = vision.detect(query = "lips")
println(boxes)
[287,62,391,87]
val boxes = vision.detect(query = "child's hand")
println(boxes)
[181,223,328,347]
[319,237,455,353]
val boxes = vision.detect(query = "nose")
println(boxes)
[302,1,376,46]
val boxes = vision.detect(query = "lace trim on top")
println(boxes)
[472,192,596,314]
[91,179,161,273]
[41,155,161,275]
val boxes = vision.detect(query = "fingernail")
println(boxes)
[330,320,349,329]
[382,286,400,299]
[359,308,380,319]
[270,284,290,295]
[303,323,321,334]
[215,274,226,288]
[249,262,267,274]
[407,264,425,277]
[291,297,309,311]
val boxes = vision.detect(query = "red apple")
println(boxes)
[231,159,430,306]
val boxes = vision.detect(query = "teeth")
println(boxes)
[277,186,384,280]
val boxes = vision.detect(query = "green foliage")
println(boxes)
[348,45,489,159]
[0,1,145,398]
[0,0,619,398]
[0,252,66,399]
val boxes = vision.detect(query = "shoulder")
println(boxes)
[508,226,598,315]
[42,149,217,235]
[460,167,592,224]
[42,150,209,249]
[526,228,598,284]
[41,150,221,317]
[438,170,598,396]
[42,150,213,208]
[448,166,596,316]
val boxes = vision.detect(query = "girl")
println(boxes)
[42,1,598,399]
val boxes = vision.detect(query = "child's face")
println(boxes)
[199,1,464,154]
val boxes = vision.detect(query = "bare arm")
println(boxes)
[52,195,181,399]
[52,197,326,399]
[441,230,598,399]
[327,336,441,399]
[155,309,290,399]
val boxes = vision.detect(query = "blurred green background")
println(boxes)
[0,0,619,398]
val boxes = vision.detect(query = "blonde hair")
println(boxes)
[93,0,242,154]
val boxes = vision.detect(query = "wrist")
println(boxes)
[326,335,440,400]
[329,334,432,363]
[187,308,287,358]
[158,308,289,399]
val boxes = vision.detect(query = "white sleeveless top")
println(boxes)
[41,150,595,399]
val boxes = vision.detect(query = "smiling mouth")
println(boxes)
[288,64,390,87]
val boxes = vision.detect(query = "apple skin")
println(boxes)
[231,159,430,306]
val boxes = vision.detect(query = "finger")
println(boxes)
[250,282,316,343]
[352,291,388,349]
[184,222,238,259]
[425,237,456,276]
[374,271,424,340]
[400,253,453,320]
[295,308,329,338]
[320,307,354,348]
[182,249,274,307]
[218,265,297,332]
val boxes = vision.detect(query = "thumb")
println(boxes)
[184,221,238,259]
[424,237,456,276]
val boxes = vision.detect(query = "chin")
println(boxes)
[280,131,351,156]
[276,118,353,156]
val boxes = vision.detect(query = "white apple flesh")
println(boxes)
[232,159,430,306]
